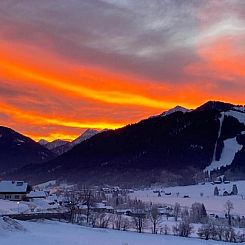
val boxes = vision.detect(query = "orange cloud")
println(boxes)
[0,36,244,141]
[186,35,245,79]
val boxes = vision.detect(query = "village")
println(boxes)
[0,179,245,243]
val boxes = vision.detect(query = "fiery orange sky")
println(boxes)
[0,0,244,141]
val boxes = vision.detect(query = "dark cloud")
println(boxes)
[0,0,244,85]
[0,0,204,83]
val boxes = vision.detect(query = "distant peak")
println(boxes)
[38,139,49,145]
[195,101,235,112]
[71,128,101,145]
[83,129,99,134]
[160,105,191,117]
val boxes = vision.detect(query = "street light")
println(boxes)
[17,201,20,214]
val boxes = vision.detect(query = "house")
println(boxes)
[92,203,114,213]
[26,190,48,200]
[0,181,29,201]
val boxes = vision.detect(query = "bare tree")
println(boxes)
[173,202,181,221]
[113,214,123,230]
[149,205,161,234]
[224,200,234,226]
[216,225,225,241]
[224,226,236,242]
[96,213,112,228]
[81,187,95,224]
[163,225,170,235]
[64,190,82,223]
[132,200,146,233]
[173,218,193,237]
[181,207,189,220]
[198,224,212,240]
[121,216,130,231]
[198,222,217,240]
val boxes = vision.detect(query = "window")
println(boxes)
[5,195,11,199]
[15,195,20,200]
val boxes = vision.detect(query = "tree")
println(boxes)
[172,218,193,237]
[81,187,95,224]
[173,202,181,221]
[224,226,236,242]
[216,225,225,241]
[198,222,217,240]
[112,214,122,230]
[223,175,227,182]
[64,190,82,223]
[190,202,207,223]
[232,184,238,195]
[214,186,219,196]
[149,206,161,234]
[181,207,189,220]
[164,224,170,235]
[224,200,234,226]
[96,213,111,228]
[132,200,146,233]
[198,223,212,240]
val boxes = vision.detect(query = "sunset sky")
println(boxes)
[0,0,244,141]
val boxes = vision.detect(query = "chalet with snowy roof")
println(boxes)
[26,190,48,200]
[0,181,29,201]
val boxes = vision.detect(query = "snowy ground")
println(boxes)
[0,199,29,214]
[0,220,239,245]
[0,198,61,215]
[130,181,245,216]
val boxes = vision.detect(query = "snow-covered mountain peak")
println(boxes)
[71,129,100,146]
[160,106,191,117]
[38,139,49,146]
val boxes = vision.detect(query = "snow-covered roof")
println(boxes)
[0,181,28,193]
[26,191,47,198]
[93,203,114,210]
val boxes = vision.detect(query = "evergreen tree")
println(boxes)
[201,204,207,218]
[214,186,219,196]
[232,184,238,195]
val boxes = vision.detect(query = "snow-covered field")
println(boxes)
[130,181,245,216]
[0,219,238,245]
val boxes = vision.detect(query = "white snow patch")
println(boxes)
[211,112,224,164]
[233,106,245,113]
[161,106,191,117]
[225,110,245,125]
[130,180,245,216]
[35,180,56,189]
[205,137,243,173]
[16,139,25,143]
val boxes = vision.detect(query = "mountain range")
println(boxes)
[2,101,245,186]
[39,129,101,155]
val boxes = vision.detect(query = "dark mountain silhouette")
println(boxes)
[7,101,245,185]
[0,126,56,173]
